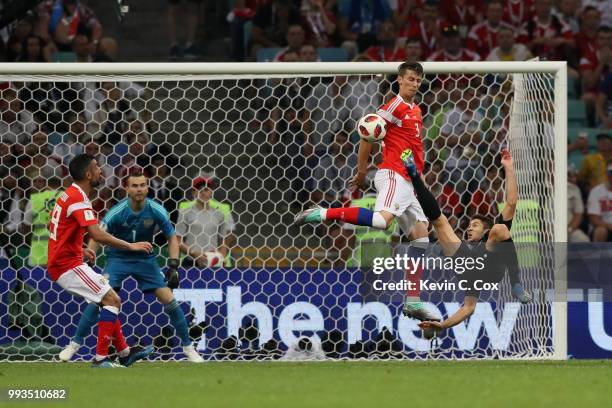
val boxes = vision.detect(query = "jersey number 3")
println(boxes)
[49,205,62,241]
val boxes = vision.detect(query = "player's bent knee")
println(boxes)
[411,221,429,239]
[377,211,395,229]
[100,289,121,308]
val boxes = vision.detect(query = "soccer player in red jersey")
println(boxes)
[294,62,438,322]
[48,154,154,368]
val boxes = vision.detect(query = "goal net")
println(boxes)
[0,62,566,361]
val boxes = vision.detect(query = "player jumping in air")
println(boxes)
[59,168,204,363]
[403,149,532,334]
[48,154,154,368]
[294,61,437,322]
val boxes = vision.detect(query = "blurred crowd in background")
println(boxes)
[0,0,611,272]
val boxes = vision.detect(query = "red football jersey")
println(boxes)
[503,0,533,28]
[364,45,407,62]
[376,96,424,180]
[47,184,98,281]
[427,47,481,62]
[403,20,449,59]
[466,21,514,59]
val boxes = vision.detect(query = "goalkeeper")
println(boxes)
[59,168,203,363]
[403,149,532,333]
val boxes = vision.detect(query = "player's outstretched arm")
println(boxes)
[348,139,373,192]
[501,149,518,221]
[87,224,152,253]
[418,296,477,332]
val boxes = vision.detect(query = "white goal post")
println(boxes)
[0,61,567,361]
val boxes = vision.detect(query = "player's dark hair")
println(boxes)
[471,215,494,230]
[398,61,423,77]
[124,166,146,186]
[68,154,94,182]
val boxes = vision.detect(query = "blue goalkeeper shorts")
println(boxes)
[105,257,166,292]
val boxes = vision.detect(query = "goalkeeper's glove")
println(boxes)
[165,258,180,289]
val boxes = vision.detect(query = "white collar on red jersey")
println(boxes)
[71,183,91,203]
[396,94,415,109]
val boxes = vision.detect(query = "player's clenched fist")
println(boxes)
[83,248,96,264]
[129,242,153,253]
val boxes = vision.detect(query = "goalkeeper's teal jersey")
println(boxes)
[101,198,175,259]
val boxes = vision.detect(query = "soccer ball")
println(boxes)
[357,113,387,143]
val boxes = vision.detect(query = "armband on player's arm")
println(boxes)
[165,258,180,289]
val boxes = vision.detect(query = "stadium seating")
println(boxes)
[568,99,588,128]
[257,47,348,62]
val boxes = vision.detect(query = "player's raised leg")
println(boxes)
[404,155,463,256]
[294,205,393,230]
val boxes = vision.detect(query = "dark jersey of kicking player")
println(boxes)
[457,215,514,298]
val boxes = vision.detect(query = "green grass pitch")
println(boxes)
[1,360,611,408]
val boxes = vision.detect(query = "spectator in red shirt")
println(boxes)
[555,0,581,34]
[404,37,424,62]
[391,0,422,30]
[576,6,603,64]
[428,24,480,61]
[486,25,533,61]
[273,24,306,61]
[503,0,533,29]
[424,161,463,218]
[580,26,612,102]
[439,0,482,39]
[404,0,448,58]
[301,0,337,47]
[52,0,103,52]
[468,167,502,220]
[518,0,576,61]
[364,21,407,61]
[467,0,514,59]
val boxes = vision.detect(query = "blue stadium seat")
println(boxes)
[52,52,76,62]
[567,76,578,99]
[257,47,348,62]
[568,99,587,128]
